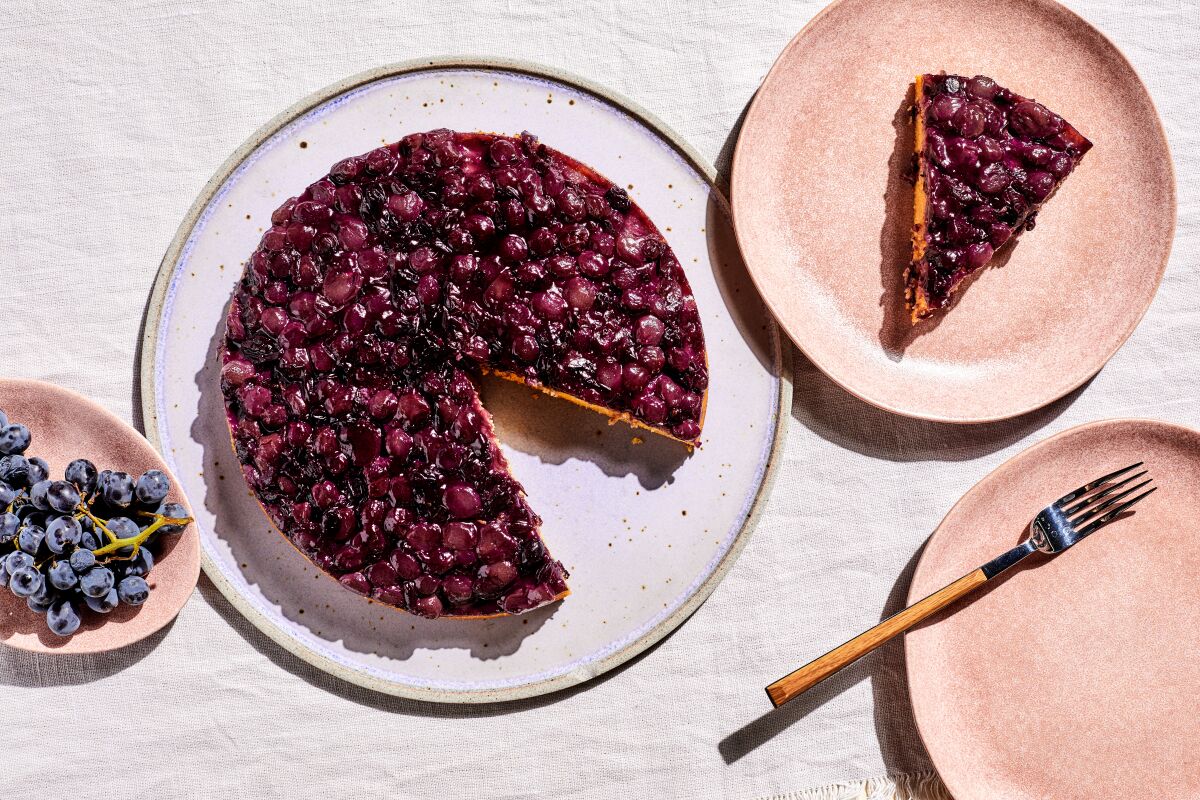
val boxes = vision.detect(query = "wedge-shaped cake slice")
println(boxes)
[908,73,1092,321]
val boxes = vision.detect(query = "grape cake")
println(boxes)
[908,73,1092,321]
[221,129,708,619]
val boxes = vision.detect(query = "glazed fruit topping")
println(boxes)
[909,73,1092,318]
[222,130,708,617]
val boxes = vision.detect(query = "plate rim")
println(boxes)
[730,0,1177,424]
[0,376,201,655]
[904,416,1197,797]
[138,56,792,703]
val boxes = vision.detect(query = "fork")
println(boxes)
[765,463,1156,708]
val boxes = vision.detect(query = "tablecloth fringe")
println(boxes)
[756,771,951,800]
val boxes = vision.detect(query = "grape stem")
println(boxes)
[88,510,194,561]
[76,505,118,543]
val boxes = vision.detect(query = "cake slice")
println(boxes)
[907,73,1092,321]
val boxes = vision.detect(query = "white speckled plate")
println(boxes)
[140,58,787,702]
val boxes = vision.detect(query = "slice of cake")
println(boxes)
[908,73,1092,321]
[221,130,707,618]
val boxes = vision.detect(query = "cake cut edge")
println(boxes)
[483,361,707,450]
[907,74,933,323]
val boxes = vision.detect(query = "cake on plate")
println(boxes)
[220,130,707,617]
[908,73,1092,321]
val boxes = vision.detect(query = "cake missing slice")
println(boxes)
[908,73,1093,322]
[220,130,708,618]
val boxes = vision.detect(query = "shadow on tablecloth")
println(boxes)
[717,542,934,774]
[193,570,686,717]
[0,617,174,687]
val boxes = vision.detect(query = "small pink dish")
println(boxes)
[731,0,1175,423]
[907,419,1200,799]
[0,379,199,654]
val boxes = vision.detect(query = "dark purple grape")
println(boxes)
[976,163,1011,194]
[966,242,995,270]
[46,599,81,636]
[0,455,29,486]
[117,576,150,606]
[444,483,482,519]
[85,589,118,615]
[8,565,42,598]
[1024,171,1055,201]
[966,75,997,100]
[45,516,81,554]
[69,548,96,573]
[65,459,98,494]
[951,104,986,137]
[947,138,981,169]
[1010,101,1064,139]
[48,560,79,591]
[99,472,135,508]
[46,480,80,514]
[0,424,31,455]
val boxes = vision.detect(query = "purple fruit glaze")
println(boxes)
[910,74,1092,317]
[221,130,707,617]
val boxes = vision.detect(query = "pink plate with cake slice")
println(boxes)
[0,379,199,654]
[732,0,1174,423]
[907,419,1200,799]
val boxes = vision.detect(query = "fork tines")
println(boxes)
[1056,461,1156,536]
[1055,462,1143,507]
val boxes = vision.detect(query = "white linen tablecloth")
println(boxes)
[2,1,1197,797]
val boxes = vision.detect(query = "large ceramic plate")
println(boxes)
[908,419,1200,799]
[140,58,787,702]
[732,0,1174,423]
[0,379,199,654]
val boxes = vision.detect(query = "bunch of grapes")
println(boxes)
[0,408,193,637]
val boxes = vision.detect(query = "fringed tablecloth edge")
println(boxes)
[756,771,951,800]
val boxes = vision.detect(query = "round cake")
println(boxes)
[220,129,708,618]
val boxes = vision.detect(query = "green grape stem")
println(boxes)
[0,491,192,564]
[77,505,114,541]
[90,510,192,561]
[82,506,193,561]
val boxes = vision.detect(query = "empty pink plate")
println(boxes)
[907,419,1200,799]
[731,0,1175,422]
[0,379,199,654]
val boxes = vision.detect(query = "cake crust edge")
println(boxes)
[906,74,932,323]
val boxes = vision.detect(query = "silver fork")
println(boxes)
[766,463,1156,708]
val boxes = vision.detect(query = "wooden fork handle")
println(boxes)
[765,568,988,708]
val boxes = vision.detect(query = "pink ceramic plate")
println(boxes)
[907,419,1200,799]
[0,379,199,654]
[732,0,1175,422]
